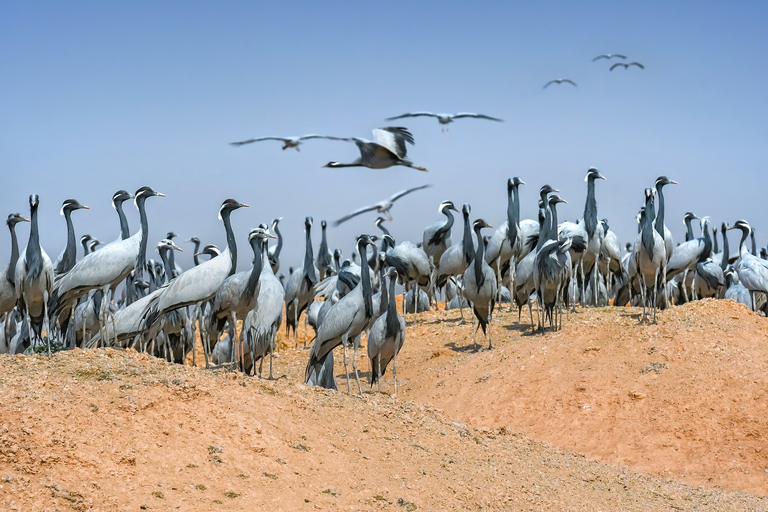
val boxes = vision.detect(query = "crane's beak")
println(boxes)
[20,217,30,223]
[156,192,166,197]
[174,246,184,252]
[81,205,90,210]
[670,180,678,185]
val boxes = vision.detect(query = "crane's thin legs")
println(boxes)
[341,332,351,394]
[377,354,382,394]
[682,269,689,303]
[82,306,88,348]
[304,308,309,348]
[352,334,362,395]
[470,301,477,351]
[293,298,299,348]
[190,305,197,367]
[509,265,517,312]
[198,308,209,369]
[393,349,398,398]
[652,269,659,324]
[579,260,585,306]
[487,300,493,350]
[268,338,274,380]
[527,300,535,334]
[43,290,51,357]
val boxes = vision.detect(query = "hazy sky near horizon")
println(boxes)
[2,1,767,271]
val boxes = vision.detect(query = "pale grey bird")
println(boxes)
[48,187,165,345]
[384,112,503,132]
[207,226,275,370]
[724,267,764,309]
[578,168,606,306]
[693,257,725,300]
[15,195,55,351]
[53,199,90,276]
[244,226,285,379]
[140,199,249,358]
[368,267,406,396]
[463,219,497,350]
[654,176,677,262]
[305,235,376,394]
[316,220,333,280]
[610,62,645,71]
[188,237,201,266]
[267,217,283,274]
[543,79,577,88]
[323,127,427,171]
[383,234,431,316]
[423,200,459,265]
[198,244,221,260]
[284,217,319,344]
[230,134,348,151]
[434,204,474,294]
[334,184,432,226]
[153,238,189,363]
[666,217,713,287]
[80,234,93,257]
[0,213,29,318]
[683,212,699,241]
[534,195,572,330]
[631,189,666,323]
[485,178,527,294]
[729,220,768,312]
[111,190,134,240]
[592,53,627,61]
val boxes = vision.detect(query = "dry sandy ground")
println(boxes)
[1,299,768,511]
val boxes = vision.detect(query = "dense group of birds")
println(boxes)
[4,52,766,396]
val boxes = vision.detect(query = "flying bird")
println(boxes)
[592,54,627,61]
[229,134,348,151]
[610,62,645,71]
[334,185,432,226]
[543,79,577,89]
[384,112,503,131]
[323,127,427,171]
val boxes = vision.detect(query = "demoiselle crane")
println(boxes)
[230,134,348,151]
[0,213,29,318]
[423,200,459,266]
[463,219,497,350]
[284,217,318,345]
[323,127,427,171]
[368,267,406,396]
[384,112,503,132]
[334,185,431,226]
[52,199,90,276]
[631,189,666,323]
[728,220,768,312]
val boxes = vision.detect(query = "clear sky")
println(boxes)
[2,1,767,271]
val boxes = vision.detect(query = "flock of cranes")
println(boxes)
[3,165,768,395]
[544,52,646,88]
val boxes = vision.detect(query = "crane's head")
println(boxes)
[729,219,751,234]
[7,213,30,226]
[356,234,376,250]
[60,199,89,216]
[655,176,678,188]
[112,190,133,210]
[585,168,606,182]
[375,217,386,226]
[305,216,313,230]
[333,248,342,260]
[438,200,458,213]
[382,234,396,250]
[323,162,341,168]
[473,219,493,231]
[218,198,249,220]
[157,238,183,253]
[683,212,699,224]
[643,188,655,201]
[271,217,283,230]
[166,231,178,240]
[462,204,471,215]
[699,216,711,230]
[197,244,221,258]
[80,234,92,245]
[384,266,399,279]
[134,187,165,206]
[248,227,277,242]
[89,239,101,251]
[29,194,40,209]
[188,236,200,244]
[321,220,327,229]
[539,184,559,198]
[508,177,525,191]
[548,194,567,206]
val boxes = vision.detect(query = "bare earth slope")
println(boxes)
[1,299,767,511]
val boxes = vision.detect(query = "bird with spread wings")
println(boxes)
[334,185,432,226]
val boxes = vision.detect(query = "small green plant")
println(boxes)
[263,472,277,480]
[224,491,240,498]
[186,463,197,468]
[151,491,164,499]
[322,489,338,497]
[294,444,309,452]
[195,484,206,491]
[88,403,98,412]
[237,473,249,479]
[32,335,66,354]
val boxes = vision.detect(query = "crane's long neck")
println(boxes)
[751,231,757,256]
[58,209,77,274]
[436,207,455,240]
[641,197,655,257]
[136,195,151,279]
[379,264,388,308]
[654,184,666,240]
[319,224,329,254]
[506,186,517,244]
[359,242,373,318]
[303,225,316,287]
[549,203,559,242]
[720,224,729,271]
[261,239,273,275]
[81,238,90,257]
[272,224,283,259]
[384,273,399,337]
[244,238,263,302]
[738,229,749,256]
[536,208,547,252]
[7,222,20,285]
[699,222,712,263]
[461,210,473,265]
[685,218,695,241]
[474,227,486,288]
[222,209,238,277]
[159,248,173,285]
[712,228,719,254]
[584,178,598,238]
[115,201,130,240]
[367,244,379,271]
[26,202,43,281]
[192,239,201,266]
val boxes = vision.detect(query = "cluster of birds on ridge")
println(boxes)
[2,163,768,396]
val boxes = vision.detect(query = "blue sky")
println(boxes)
[2,1,767,271]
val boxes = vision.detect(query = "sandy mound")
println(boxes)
[1,299,767,511]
